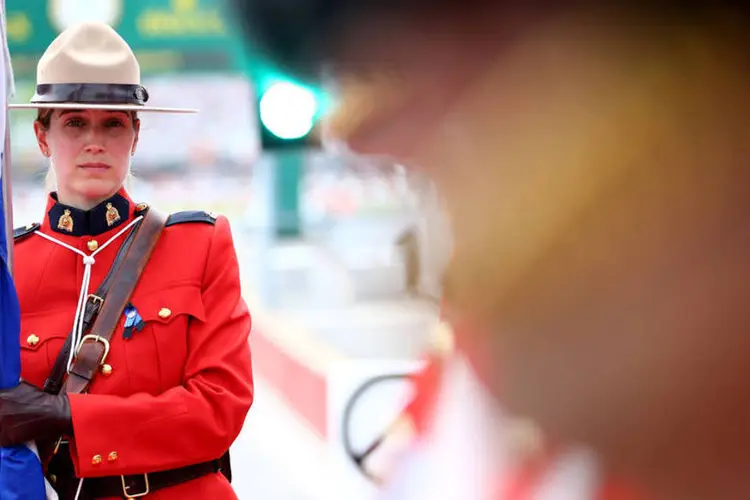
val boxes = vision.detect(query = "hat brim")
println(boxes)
[8,102,197,113]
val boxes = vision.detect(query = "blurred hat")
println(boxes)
[9,21,197,113]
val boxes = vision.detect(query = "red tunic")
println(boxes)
[13,190,253,499]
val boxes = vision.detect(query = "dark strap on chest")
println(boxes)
[43,208,167,395]
[43,217,141,394]
[64,208,168,395]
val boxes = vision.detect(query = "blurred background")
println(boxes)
[6,0,452,498]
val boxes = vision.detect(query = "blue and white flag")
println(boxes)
[0,2,49,499]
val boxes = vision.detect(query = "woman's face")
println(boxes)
[34,108,139,207]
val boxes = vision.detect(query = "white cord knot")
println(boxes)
[83,255,95,266]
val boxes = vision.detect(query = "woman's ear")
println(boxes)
[33,120,50,157]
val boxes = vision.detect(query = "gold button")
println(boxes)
[49,474,57,484]
[136,202,149,211]
[26,334,40,346]
[25,223,35,230]
[92,454,102,465]
[157,307,172,319]
[101,364,113,376]
[87,239,98,252]
[107,451,118,463]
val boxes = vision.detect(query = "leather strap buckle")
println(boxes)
[121,473,150,498]
[87,293,104,305]
[75,334,111,365]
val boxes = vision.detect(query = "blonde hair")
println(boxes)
[440,15,750,320]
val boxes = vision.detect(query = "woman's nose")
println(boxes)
[83,141,105,154]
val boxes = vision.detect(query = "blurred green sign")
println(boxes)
[5,0,245,77]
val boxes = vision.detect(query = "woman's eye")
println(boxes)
[65,118,85,127]
[106,120,125,128]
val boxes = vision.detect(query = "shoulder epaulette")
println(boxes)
[165,210,218,227]
[13,223,40,241]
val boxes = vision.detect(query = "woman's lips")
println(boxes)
[78,162,111,171]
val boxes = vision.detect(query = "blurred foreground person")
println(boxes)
[233,2,750,499]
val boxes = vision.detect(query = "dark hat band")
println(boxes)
[32,83,150,106]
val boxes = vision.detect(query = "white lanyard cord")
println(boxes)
[33,215,143,370]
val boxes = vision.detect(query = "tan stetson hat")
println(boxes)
[9,21,197,113]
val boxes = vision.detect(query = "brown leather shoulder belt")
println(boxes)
[45,208,232,498]
[64,206,166,395]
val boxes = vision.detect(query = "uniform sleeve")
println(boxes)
[67,216,254,477]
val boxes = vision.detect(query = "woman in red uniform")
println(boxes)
[0,22,253,499]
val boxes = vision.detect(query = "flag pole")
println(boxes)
[1,0,13,275]
[2,109,13,274]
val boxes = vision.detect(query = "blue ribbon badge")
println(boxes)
[123,303,145,340]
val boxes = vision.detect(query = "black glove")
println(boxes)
[0,381,72,447]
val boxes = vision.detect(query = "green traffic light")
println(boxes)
[259,81,318,140]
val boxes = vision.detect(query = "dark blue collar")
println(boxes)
[47,192,131,237]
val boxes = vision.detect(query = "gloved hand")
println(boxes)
[0,381,72,447]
